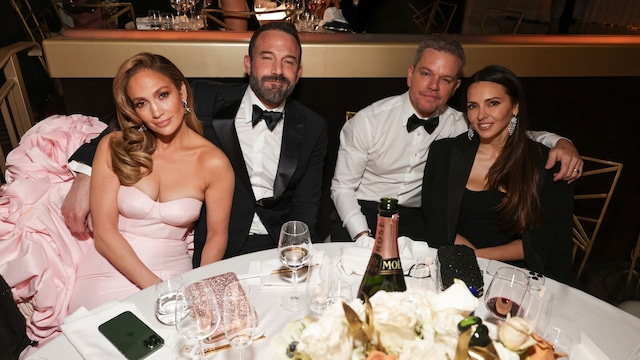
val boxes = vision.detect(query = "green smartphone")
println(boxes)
[98,311,164,360]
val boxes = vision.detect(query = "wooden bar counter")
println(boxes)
[43,30,640,78]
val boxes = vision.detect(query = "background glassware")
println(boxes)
[544,327,573,358]
[286,0,305,21]
[148,10,161,29]
[170,0,193,30]
[154,275,183,325]
[223,282,257,360]
[306,254,333,316]
[278,220,312,311]
[484,267,530,320]
[160,12,174,30]
[517,286,554,335]
[175,280,221,360]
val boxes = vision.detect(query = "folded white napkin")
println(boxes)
[135,17,152,30]
[339,236,431,276]
[322,7,348,24]
[254,259,307,289]
[61,301,175,359]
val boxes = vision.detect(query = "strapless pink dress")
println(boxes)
[69,186,202,312]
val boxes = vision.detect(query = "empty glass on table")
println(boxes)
[306,253,333,316]
[174,280,221,360]
[223,282,257,360]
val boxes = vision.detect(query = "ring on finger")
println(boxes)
[573,168,580,173]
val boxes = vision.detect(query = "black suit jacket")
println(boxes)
[69,81,328,266]
[421,133,575,282]
[191,81,327,264]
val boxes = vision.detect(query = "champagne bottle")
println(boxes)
[357,197,406,300]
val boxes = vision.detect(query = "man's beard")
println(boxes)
[249,73,295,106]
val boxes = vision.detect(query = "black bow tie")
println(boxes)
[407,114,439,134]
[252,105,283,131]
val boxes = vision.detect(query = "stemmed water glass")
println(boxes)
[278,220,312,311]
[223,282,257,360]
[484,267,530,322]
[174,280,221,360]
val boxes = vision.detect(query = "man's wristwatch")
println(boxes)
[353,230,372,241]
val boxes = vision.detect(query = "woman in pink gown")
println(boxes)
[69,53,234,311]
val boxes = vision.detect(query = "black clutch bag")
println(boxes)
[322,21,353,33]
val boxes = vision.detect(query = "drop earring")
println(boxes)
[467,127,474,140]
[508,114,518,136]
[183,100,191,114]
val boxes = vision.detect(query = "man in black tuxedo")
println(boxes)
[62,22,328,266]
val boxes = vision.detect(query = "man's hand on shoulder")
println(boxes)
[547,139,583,183]
[61,173,93,238]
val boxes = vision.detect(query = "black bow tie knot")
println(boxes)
[407,114,439,134]
[252,105,283,131]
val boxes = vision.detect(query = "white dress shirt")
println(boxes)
[236,88,285,235]
[330,91,562,239]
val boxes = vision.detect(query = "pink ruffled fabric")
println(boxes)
[0,114,107,349]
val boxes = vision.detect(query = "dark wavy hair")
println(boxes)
[463,65,543,235]
[110,52,202,186]
[248,21,302,64]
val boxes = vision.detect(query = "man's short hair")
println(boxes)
[413,34,466,78]
[248,22,302,64]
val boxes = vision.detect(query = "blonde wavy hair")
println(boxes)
[110,53,203,185]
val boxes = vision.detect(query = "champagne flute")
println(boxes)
[278,220,312,311]
[174,280,221,360]
[223,282,257,360]
[484,267,530,322]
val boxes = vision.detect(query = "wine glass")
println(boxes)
[174,280,221,360]
[517,286,554,335]
[170,0,192,30]
[278,220,312,311]
[306,253,333,316]
[223,282,257,360]
[284,0,305,25]
[484,267,530,322]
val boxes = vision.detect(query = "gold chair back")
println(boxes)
[572,156,623,280]
[626,231,640,296]
[8,0,50,71]
[345,111,357,122]
[0,42,38,177]
[409,0,457,34]
[479,7,524,34]
[51,0,136,29]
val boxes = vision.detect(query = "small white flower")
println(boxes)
[498,316,538,351]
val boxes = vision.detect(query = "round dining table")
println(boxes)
[28,242,640,359]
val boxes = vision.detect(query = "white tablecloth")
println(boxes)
[28,243,640,359]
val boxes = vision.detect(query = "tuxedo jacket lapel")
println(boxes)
[212,100,254,198]
[446,138,478,241]
[273,103,303,199]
